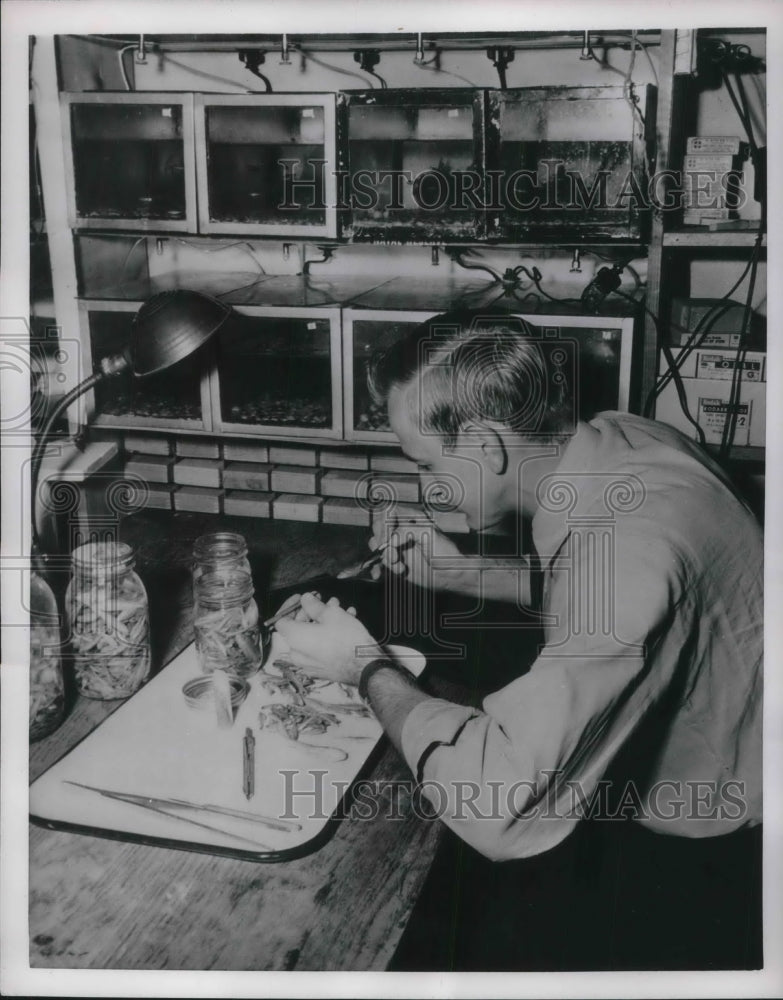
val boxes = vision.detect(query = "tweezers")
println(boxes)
[65,780,301,849]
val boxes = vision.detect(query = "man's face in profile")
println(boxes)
[387,380,510,533]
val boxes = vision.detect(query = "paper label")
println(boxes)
[697,397,751,445]
[162,107,172,118]
[697,353,764,382]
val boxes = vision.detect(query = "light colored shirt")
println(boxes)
[400,413,763,860]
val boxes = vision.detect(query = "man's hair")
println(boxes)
[367,309,577,447]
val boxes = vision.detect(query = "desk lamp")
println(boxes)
[31,289,232,555]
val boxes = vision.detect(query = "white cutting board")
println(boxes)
[30,635,414,860]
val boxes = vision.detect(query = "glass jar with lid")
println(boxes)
[192,531,251,595]
[66,541,150,700]
[193,569,262,678]
[30,568,65,740]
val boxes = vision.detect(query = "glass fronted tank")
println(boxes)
[487,86,654,241]
[195,95,337,237]
[344,308,635,442]
[211,307,342,438]
[338,89,486,241]
[79,302,212,429]
[343,310,435,442]
[62,94,196,231]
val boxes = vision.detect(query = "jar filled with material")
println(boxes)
[66,541,150,700]
[192,531,251,596]
[30,569,65,740]
[194,570,261,678]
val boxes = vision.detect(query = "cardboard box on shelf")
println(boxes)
[223,461,273,492]
[173,486,223,513]
[273,493,323,522]
[269,445,318,467]
[321,470,371,499]
[124,432,171,455]
[655,377,765,448]
[370,451,419,475]
[270,465,323,494]
[663,349,766,382]
[318,448,369,471]
[322,498,372,527]
[175,438,221,459]
[172,457,223,488]
[142,482,178,511]
[124,454,174,483]
[222,441,270,463]
[223,489,275,519]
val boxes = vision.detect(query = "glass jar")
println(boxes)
[66,541,150,700]
[30,570,65,741]
[193,569,261,678]
[192,531,251,596]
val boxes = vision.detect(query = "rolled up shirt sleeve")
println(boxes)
[400,526,688,860]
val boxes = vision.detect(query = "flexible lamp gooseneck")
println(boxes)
[31,289,232,554]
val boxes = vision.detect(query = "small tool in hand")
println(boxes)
[337,538,415,579]
[262,591,322,629]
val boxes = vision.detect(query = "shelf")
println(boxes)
[706,444,766,464]
[663,230,766,248]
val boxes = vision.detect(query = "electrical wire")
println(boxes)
[216,275,269,299]
[119,237,147,280]
[412,59,478,88]
[363,69,388,89]
[292,45,379,88]
[517,265,580,305]
[722,72,756,151]
[644,243,762,412]
[156,53,261,91]
[173,238,267,275]
[611,31,659,85]
[118,45,135,91]
[590,36,646,130]
[615,289,707,444]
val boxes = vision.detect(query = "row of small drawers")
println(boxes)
[125,454,421,504]
[114,432,419,474]
[138,483,468,533]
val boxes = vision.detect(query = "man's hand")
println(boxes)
[369,509,470,593]
[274,593,383,686]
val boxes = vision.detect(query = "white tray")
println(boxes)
[30,636,416,862]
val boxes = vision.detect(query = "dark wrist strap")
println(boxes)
[358,657,415,703]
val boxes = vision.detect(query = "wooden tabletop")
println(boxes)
[28,515,445,971]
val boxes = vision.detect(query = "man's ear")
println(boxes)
[458,422,508,475]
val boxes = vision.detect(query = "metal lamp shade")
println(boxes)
[129,290,232,377]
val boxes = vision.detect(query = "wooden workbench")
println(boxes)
[28,514,444,971]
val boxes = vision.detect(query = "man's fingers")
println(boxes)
[299,591,327,621]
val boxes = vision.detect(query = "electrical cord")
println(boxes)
[611,31,659,84]
[614,289,707,445]
[292,45,379,88]
[119,237,147,280]
[363,69,388,89]
[645,243,762,410]
[172,238,267,275]
[719,216,764,457]
[118,45,136,90]
[590,35,646,130]
[412,58,478,88]
[156,53,262,91]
